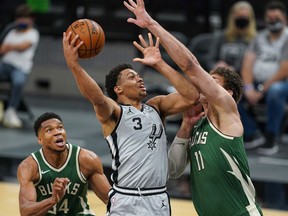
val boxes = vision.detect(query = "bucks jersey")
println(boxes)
[31,143,95,216]
[189,117,262,216]
[105,104,168,188]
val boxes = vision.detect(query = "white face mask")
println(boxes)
[267,20,284,33]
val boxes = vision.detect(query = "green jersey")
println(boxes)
[189,117,262,216]
[31,143,95,216]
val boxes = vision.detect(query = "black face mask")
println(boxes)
[267,21,284,34]
[235,17,250,29]
[16,23,29,30]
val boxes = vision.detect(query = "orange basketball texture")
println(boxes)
[66,19,105,59]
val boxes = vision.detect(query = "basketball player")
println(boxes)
[17,112,111,215]
[124,0,263,215]
[62,29,199,214]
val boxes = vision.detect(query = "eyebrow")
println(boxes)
[126,71,138,76]
[42,122,63,129]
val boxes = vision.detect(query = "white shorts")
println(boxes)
[106,185,171,216]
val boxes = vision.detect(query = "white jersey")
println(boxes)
[248,27,288,83]
[2,27,39,74]
[105,104,168,188]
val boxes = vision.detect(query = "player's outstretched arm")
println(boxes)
[133,33,199,102]
[133,32,199,117]
[62,32,116,124]
[17,157,69,216]
[125,0,234,113]
[124,0,200,73]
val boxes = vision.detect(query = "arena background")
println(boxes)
[0,0,288,215]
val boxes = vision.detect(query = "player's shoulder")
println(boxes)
[18,155,38,175]
[79,148,101,163]
[19,155,36,167]
[78,148,104,174]
[146,95,165,109]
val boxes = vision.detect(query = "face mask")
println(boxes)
[16,23,29,30]
[267,21,284,33]
[235,18,250,29]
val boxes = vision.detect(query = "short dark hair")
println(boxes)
[105,63,133,101]
[34,112,62,136]
[210,67,243,103]
[15,4,34,19]
[265,1,287,15]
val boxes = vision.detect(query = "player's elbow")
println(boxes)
[181,54,198,71]
[19,207,33,216]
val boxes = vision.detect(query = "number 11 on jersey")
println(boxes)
[194,151,204,171]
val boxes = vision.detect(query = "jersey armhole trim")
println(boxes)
[76,147,87,183]
[207,117,234,140]
[107,104,123,138]
[31,153,42,186]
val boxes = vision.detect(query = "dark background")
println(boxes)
[1,0,288,41]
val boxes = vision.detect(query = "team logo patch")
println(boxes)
[143,105,154,113]
[147,124,163,150]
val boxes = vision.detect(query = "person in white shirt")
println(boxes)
[0,4,39,128]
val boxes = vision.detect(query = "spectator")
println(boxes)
[206,1,260,148]
[240,0,288,155]
[207,1,257,75]
[0,4,39,128]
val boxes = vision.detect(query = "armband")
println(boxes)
[243,84,254,92]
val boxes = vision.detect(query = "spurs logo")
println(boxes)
[147,124,163,150]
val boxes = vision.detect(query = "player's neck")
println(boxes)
[117,98,142,110]
[44,149,69,169]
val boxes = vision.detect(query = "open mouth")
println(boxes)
[139,84,146,91]
[55,138,65,147]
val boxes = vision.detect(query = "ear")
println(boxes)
[227,89,233,96]
[37,137,43,146]
[114,85,122,94]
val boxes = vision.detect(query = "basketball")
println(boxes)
[66,19,105,59]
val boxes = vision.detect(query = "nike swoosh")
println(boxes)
[41,170,51,174]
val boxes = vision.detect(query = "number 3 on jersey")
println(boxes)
[132,117,142,130]
[194,150,205,171]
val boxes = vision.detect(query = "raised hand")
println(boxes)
[124,0,153,28]
[182,104,205,127]
[62,32,83,66]
[51,177,70,204]
[133,33,162,67]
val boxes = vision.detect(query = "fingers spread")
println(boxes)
[133,41,143,52]
[138,34,148,47]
